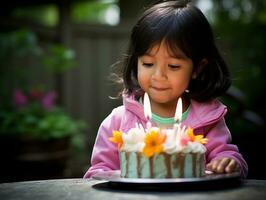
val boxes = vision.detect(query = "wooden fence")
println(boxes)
[60,24,130,160]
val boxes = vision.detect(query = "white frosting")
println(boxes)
[163,125,206,154]
[120,127,145,152]
[120,123,206,154]
[182,141,206,153]
[163,129,181,154]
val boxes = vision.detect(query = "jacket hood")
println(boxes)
[123,95,147,122]
[183,99,227,129]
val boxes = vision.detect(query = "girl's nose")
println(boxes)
[152,65,167,80]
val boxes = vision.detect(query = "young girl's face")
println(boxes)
[137,41,194,106]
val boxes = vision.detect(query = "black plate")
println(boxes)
[92,170,242,191]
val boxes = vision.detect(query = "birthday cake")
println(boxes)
[109,124,208,178]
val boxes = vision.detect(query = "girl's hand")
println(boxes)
[206,157,240,174]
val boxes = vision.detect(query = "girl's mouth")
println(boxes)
[151,86,170,91]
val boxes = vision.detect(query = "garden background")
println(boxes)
[0,0,265,182]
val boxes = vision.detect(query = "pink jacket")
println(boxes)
[84,95,248,178]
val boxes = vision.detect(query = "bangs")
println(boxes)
[132,3,193,59]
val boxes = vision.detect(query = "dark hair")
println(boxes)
[119,0,231,102]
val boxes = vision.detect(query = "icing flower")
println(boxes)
[187,127,208,144]
[143,129,166,157]
[110,125,208,155]
[109,130,123,149]
[121,127,145,152]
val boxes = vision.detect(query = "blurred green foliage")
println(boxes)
[0,100,86,140]
[9,0,119,26]
[0,30,76,104]
[0,30,86,151]
[72,0,119,25]
[211,0,266,104]
[0,30,41,105]
[11,5,58,27]
[202,0,266,134]
[41,44,76,74]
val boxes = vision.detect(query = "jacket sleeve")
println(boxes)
[83,108,122,178]
[205,118,248,178]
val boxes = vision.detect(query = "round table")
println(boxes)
[0,178,265,200]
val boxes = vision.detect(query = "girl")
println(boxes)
[84,0,248,178]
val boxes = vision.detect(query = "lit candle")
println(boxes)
[174,97,183,124]
[173,97,183,140]
[143,92,152,130]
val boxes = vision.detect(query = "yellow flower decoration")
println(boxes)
[143,129,166,157]
[109,130,123,149]
[187,127,208,144]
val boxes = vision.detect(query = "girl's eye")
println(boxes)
[168,64,180,69]
[142,63,153,67]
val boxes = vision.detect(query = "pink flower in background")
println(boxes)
[41,91,57,110]
[12,88,58,110]
[13,89,28,107]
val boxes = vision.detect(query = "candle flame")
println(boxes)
[174,98,182,122]
[144,93,152,120]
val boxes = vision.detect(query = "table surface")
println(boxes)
[0,178,266,200]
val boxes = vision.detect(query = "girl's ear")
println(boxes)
[192,58,208,79]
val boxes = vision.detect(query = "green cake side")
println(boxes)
[119,151,205,178]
